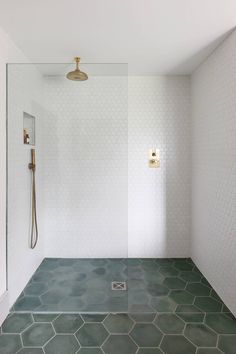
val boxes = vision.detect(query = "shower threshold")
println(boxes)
[12,257,224,314]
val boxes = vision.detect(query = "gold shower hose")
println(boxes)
[29,149,38,249]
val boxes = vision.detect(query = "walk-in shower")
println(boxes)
[7,61,129,313]
[5,59,236,354]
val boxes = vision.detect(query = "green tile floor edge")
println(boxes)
[11,258,235,314]
[1,312,236,353]
[1,258,236,353]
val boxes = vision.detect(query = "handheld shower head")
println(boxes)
[66,57,88,81]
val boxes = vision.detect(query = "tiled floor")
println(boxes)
[12,258,234,314]
[1,312,236,353]
[1,258,236,353]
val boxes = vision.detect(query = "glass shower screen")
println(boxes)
[7,62,128,312]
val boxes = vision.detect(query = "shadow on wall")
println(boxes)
[167,28,235,75]
[128,76,190,258]
[163,77,191,256]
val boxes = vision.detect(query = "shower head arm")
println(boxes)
[74,57,80,70]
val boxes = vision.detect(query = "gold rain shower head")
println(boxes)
[66,57,88,81]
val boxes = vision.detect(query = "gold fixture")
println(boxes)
[28,149,38,249]
[66,57,88,81]
[148,148,160,168]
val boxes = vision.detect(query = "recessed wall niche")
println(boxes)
[23,112,35,145]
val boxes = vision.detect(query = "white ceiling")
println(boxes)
[0,0,236,75]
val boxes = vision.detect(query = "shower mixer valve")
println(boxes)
[148,148,160,168]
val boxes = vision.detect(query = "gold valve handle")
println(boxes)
[28,149,36,171]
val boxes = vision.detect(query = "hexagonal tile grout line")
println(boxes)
[3,258,236,353]
[3,311,236,353]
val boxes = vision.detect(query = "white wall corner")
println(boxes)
[0,291,9,326]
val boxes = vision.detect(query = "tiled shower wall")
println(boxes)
[0,25,46,316]
[191,29,236,315]
[128,77,191,257]
[42,76,128,258]
[42,75,191,258]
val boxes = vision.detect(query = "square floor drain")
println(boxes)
[111,281,127,291]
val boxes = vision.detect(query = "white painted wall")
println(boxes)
[128,77,191,257]
[191,30,236,315]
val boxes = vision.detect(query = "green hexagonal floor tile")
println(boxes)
[222,304,231,313]
[39,258,59,271]
[102,335,137,354]
[146,283,169,296]
[175,304,203,313]
[14,296,42,311]
[81,314,107,322]
[169,290,194,304]
[40,288,70,305]
[155,314,185,334]
[184,323,217,347]
[160,335,196,354]
[44,334,79,354]
[186,283,211,296]
[58,297,86,311]
[155,259,174,267]
[180,271,202,282]
[130,313,156,322]
[174,260,194,271]
[104,314,133,333]
[129,304,154,313]
[32,270,51,282]
[218,335,236,354]
[210,289,222,302]
[76,323,108,346]
[177,312,204,322]
[53,314,83,333]
[18,349,44,354]
[2,313,33,333]
[0,334,22,354]
[201,277,211,287]
[130,323,162,347]
[33,314,58,322]
[137,349,162,354]
[197,349,222,354]
[78,349,103,354]
[159,266,179,277]
[22,323,54,347]
[144,271,164,284]
[163,277,186,289]
[91,259,108,267]
[141,262,159,272]
[205,313,236,334]
[24,282,48,295]
[151,296,177,312]
[127,259,141,266]
[194,297,222,312]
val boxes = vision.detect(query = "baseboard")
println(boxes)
[0,291,9,326]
